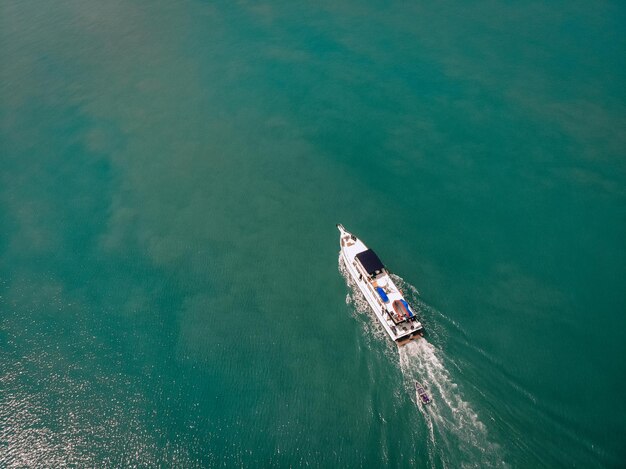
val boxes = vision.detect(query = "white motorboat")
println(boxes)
[337,224,424,345]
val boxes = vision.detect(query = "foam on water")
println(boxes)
[339,255,506,468]
[399,340,505,468]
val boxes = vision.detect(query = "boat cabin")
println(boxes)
[355,249,385,278]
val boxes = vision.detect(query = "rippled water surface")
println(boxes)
[1,0,625,467]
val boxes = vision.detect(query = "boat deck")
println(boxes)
[339,228,423,343]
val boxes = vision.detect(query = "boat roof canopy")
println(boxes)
[356,249,385,275]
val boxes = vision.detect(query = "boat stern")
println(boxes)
[395,328,424,346]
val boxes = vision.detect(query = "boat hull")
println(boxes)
[338,225,423,345]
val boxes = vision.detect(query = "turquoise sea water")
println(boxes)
[1,0,625,467]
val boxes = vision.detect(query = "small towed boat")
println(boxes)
[415,381,431,405]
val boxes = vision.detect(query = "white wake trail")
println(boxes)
[399,340,504,468]
[339,255,506,468]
